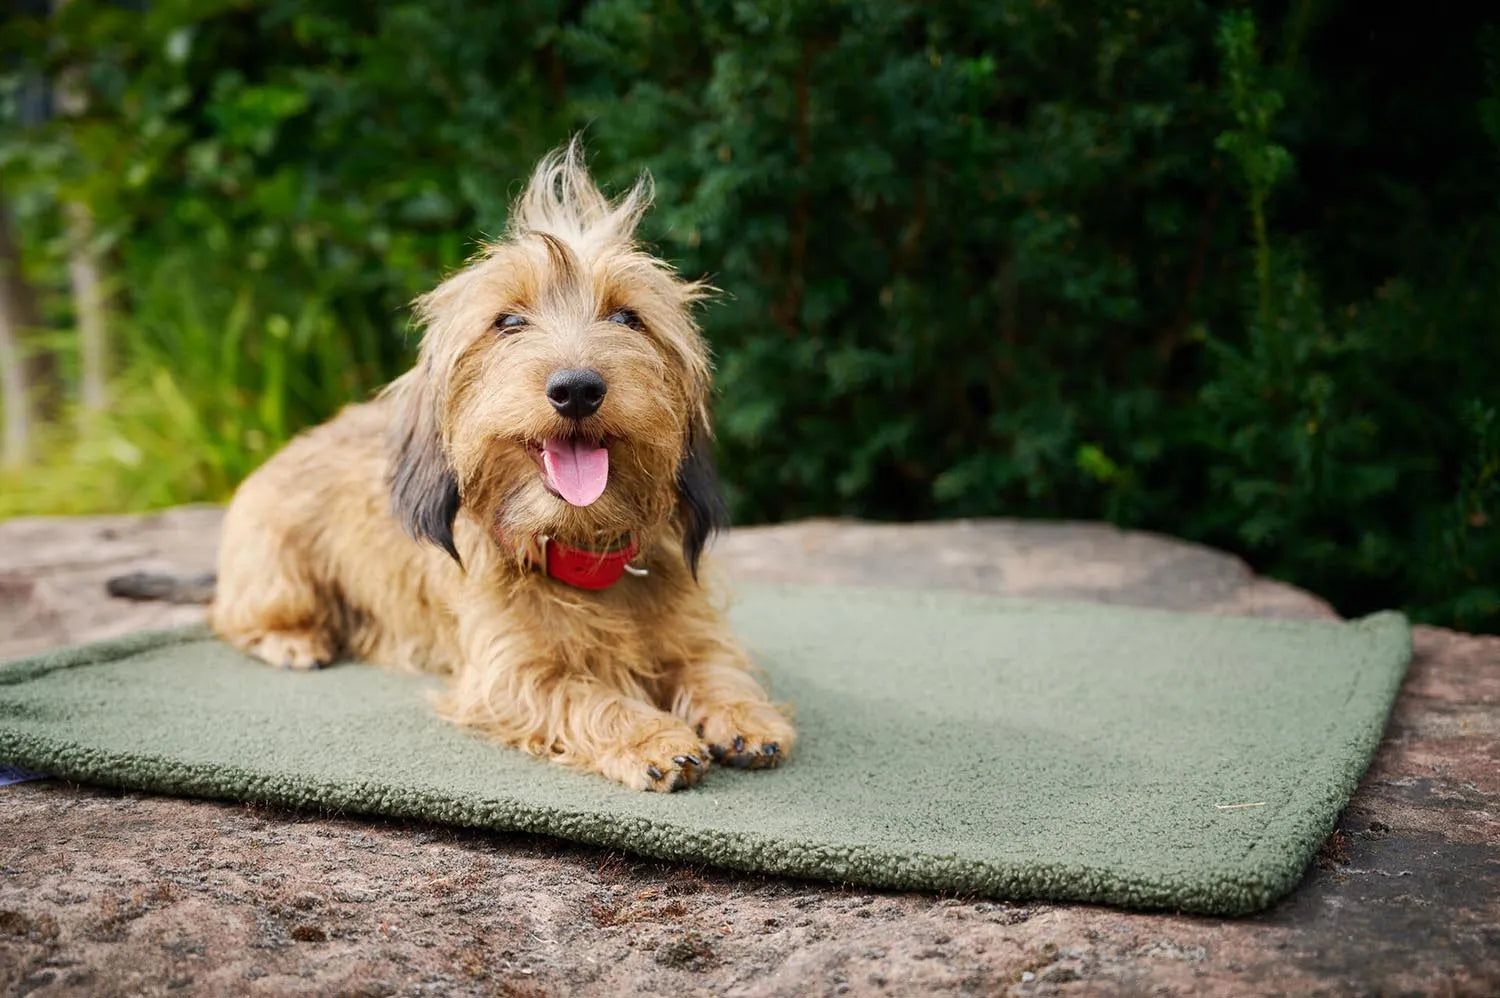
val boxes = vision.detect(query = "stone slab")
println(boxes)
[0,510,1495,996]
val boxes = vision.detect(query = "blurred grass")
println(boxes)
[0,254,388,516]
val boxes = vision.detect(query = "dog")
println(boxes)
[209,143,795,792]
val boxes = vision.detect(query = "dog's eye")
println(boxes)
[606,308,643,330]
[494,313,527,334]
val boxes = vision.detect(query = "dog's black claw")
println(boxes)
[668,772,687,791]
[646,765,663,781]
[732,735,745,753]
[706,743,727,761]
[673,754,700,768]
[762,742,779,756]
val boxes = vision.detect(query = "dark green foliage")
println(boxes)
[1,0,1496,630]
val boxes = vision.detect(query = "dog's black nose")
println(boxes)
[546,368,607,420]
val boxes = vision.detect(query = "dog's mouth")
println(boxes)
[526,436,610,507]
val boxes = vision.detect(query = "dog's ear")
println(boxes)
[675,421,729,580]
[388,367,462,563]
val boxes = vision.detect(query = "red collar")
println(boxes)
[518,534,642,590]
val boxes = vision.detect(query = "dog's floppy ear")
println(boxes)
[388,367,462,563]
[675,420,729,580]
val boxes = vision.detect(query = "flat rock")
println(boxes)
[0,507,1333,661]
[1,509,1495,996]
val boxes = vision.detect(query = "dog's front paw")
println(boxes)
[695,702,796,770]
[602,722,712,793]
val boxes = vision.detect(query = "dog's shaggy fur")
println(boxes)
[210,145,794,792]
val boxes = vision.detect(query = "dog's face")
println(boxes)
[389,145,726,575]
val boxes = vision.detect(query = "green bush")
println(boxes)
[1,0,1496,631]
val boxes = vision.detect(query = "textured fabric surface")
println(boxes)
[0,585,1410,915]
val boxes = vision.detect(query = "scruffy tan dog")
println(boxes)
[210,144,794,792]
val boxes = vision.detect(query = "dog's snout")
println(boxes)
[546,368,607,420]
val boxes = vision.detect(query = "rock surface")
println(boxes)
[1,508,1496,996]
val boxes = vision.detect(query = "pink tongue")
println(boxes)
[542,437,609,507]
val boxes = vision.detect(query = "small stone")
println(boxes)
[654,933,714,972]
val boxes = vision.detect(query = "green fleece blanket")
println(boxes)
[0,585,1410,915]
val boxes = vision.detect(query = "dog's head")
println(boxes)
[388,142,727,577]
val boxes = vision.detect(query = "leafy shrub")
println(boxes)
[0,1,1495,631]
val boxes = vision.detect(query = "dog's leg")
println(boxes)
[210,517,340,671]
[215,596,339,672]
[664,621,797,770]
[440,630,712,792]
